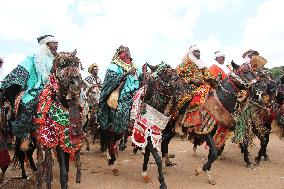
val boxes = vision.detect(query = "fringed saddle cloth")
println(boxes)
[181,95,234,135]
[34,85,83,154]
[131,87,170,149]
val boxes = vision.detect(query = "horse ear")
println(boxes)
[231,60,240,71]
[72,49,77,55]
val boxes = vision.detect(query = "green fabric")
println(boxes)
[270,66,284,80]
[49,104,69,126]
[98,63,140,134]
[1,54,54,139]
[232,105,252,143]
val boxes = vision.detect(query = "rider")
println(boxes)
[0,35,58,140]
[209,51,231,81]
[98,45,141,172]
[161,45,215,166]
[0,35,58,176]
[83,63,104,150]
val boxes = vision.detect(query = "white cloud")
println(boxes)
[196,0,245,12]
[1,0,280,81]
[242,0,284,68]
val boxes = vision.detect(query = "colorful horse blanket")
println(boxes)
[34,82,83,154]
[131,87,170,149]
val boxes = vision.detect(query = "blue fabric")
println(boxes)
[98,62,141,134]
[19,54,54,104]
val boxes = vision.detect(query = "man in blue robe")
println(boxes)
[0,35,58,140]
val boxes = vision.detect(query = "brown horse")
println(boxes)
[34,50,84,189]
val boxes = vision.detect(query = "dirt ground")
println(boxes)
[1,134,284,189]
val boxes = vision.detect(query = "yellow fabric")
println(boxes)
[250,55,267,70]
[88,63,98,74]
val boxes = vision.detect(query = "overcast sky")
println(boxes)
[0,0,283,79]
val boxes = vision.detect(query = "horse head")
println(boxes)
[52,50,83,100]
[142,62,178,112]
[216,64,258,113]
[147,62,178,95]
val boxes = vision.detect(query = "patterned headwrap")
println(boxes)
[112,45,134,71]
[242,49,259,58]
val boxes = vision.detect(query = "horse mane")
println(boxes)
[52,51,82,73]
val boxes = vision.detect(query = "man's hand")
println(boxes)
[120,67,137,82]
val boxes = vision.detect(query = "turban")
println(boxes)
[113,45,132,61]
[214,51,225,59]
[88,63,98,74]
[37,35,58,46]
[242,49,259,58]
[188,45,200,54]
[250,55,267,69]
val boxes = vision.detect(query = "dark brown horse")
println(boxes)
[34,51,84,189]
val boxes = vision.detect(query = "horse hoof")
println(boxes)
[21,174,28,179]
[194,167,202,176]
[142,175,151,183]
[0,173,5,184]
[86,146,91,151]
[112,169,119,176]
[168,154,175,158]
[165,162,176,167]
[208,179,216,185]
[246,164,254,169]
[254,157,260,165]
[264,157,271,162]
[160,184,168,189]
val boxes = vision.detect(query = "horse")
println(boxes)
[238,79,275,168]
[0,95,11,184]
[131,63,179,189]
[169,63,258,185]
[238,73,284,167]
[34,50,84,189]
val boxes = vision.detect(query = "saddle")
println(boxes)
[200,96,234,129]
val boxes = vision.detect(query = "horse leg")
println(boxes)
[119,134,128,151]
[262,132,271,161]
[56,146,69,189]
[161,133,176,166]
[255,132,270,164]
[36,146,44,189]
[15,138,28,179]
[107,133,119,176]
[148,138,167,189]
[192,142,198,157]
[240,143,253,168]
[141,143,151,183]
[83,136,90,151]
[195,134,218,185]
[0,166,8,184]
[75,151,81,183]
[43,148,52,189]
[99,129,107,152]
[26,136,37,172]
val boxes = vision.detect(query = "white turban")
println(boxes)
[214,51,225,59]
[188,45,200,54]
[38,36,58,46]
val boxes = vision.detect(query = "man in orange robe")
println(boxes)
[209,51,231,80]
